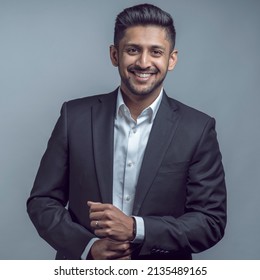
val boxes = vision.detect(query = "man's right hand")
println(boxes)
[90,239,132,260]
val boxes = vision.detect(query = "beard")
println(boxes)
[119,66,167,97]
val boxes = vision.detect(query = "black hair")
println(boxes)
[114,3,176,50]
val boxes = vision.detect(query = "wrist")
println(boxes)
[87,249,93,260]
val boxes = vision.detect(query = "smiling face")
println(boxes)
[110,25,177,100]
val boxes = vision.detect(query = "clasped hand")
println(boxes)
[87,201,134,259]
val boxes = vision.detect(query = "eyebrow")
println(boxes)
[124,43,166,51]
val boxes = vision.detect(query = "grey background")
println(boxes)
[0,0,259,260]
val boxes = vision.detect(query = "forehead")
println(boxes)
[120,25,170,48]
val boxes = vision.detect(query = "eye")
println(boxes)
[126,47,139,55]
[151,49,163,57]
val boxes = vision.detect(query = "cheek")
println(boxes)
[159,58,170,71]
[150,57,168,72]
[118,56,131,72]
[121,53,134,63]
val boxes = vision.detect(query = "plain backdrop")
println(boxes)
[0,0,259,259]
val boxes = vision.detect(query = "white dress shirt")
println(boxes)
[82,88,163,258]
[113,88,163,242]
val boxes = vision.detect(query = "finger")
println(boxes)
[116,255,131,260]
[90,220,107,229]
[88,201,102,212]
[94,228,109,238]
[89,206,121,221]
[106,242,132,259]
[88,202,114,212]
[87,201,101,206]
[89,211,105,221]
[107,241,131,252]
[112,248,132,259]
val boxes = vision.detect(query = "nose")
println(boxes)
[136,51,151,69]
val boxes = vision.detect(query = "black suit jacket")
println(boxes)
[27,89,226,260]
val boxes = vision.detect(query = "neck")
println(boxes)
[120,88,162,121]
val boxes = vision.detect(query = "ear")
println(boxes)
[168,49,178,71]
[110,45,119,67]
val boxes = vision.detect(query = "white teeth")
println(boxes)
[135,73,151,78]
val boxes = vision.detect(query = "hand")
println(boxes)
[88,201,134,242]
[90,238,132,260]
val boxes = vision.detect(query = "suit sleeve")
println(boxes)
[27,103,95,259]
[140,118,227,256]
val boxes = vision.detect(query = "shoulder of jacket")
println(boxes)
[166,95,213,122]
[64,90,117,110]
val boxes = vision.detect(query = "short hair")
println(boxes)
[114,3,176,50]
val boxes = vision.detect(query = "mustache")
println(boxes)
[128,65,158,74]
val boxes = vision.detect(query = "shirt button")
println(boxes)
[125,195,131,202]
[127,161,133,167]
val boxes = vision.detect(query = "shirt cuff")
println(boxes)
[131,216,145,244]
[81,238,99,260]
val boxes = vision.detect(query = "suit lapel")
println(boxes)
[132,93,180,215]
[92,90,117,204]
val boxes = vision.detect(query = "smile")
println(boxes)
[129,69,158,80]
[134,72,152,78]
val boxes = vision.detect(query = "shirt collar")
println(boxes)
[115,88,163,122]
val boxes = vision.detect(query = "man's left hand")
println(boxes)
[88,201,134,242]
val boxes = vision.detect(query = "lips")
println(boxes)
[129,68,158,81]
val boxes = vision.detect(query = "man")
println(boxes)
[27,4,226,260]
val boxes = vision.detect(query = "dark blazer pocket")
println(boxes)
[158,161,189,174]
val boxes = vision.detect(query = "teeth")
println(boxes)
[135,73,151,78]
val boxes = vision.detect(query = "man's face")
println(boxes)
[110,25,177,99]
